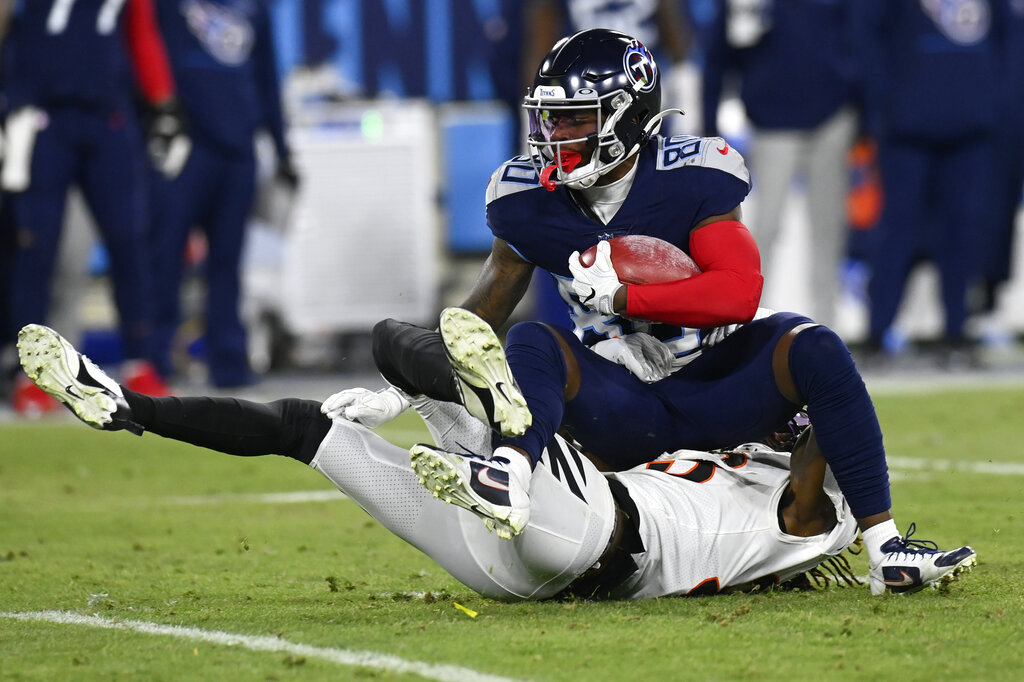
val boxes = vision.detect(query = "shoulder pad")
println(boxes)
[655,135,750,185]
[486,155,544,205]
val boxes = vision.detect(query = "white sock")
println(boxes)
[493,446,534,479]
[862,519,900,565]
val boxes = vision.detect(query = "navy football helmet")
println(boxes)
[523,28,681,190]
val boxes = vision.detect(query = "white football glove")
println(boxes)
[700,306,777,348]
[320,386,410,427]
[568,240,622,315]
[700,324,741,349]
[591,332,675,383]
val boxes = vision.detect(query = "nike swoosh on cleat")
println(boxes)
[717,142,729,155]
[494,381,512,402]
[885,570,918,587]
[476,467,510,492]
[65,385,83,400]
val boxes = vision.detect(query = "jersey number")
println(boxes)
[47,0,127,35]
[645,450,748,483]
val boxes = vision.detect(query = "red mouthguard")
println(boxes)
[539,151,584,191]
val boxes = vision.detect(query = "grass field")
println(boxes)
[2,385,1023,681]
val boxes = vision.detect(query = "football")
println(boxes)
[579,235,702,285]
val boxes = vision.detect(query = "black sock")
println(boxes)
[122,389,330,464]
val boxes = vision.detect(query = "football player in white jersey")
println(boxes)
[17,322,898,599]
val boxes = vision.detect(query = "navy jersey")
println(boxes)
[4,0,135,110]
[154,0,286,157]
[486,134,750,360]
[859,0,1006,141]
[701,0,856,134]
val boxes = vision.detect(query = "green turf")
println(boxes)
[2,389,1023,681]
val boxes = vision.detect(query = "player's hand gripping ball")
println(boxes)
[579,235,702,285]
[569,240,622,314]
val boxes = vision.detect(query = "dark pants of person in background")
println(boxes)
[149,141,256,388]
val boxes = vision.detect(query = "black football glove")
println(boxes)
[147,98,192,179]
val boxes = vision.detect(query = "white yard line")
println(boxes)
[886,456,1024,476]
[164,489,349,505]
[0,611,524,682]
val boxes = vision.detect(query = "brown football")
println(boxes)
[580,235,702,285]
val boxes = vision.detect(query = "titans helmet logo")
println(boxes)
[623,40,658,93]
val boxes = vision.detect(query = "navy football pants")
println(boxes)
[504,312,891,519]
[7,106,156,361]
[868,135,993,341]
[149,142,255,386]
[504,313,809,467]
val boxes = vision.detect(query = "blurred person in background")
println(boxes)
[149,0,297,389]
[0,0,189,414]
[701,0,859,329]
[974,1,1024,345]
[859,0,1007,366]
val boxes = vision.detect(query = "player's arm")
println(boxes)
[0,0,15,50]
[619,207,763,327]
[460,238,536,330]
[251,1,294,178]
[125,0,192,177]
[780,427,839,537]
[123,0,176,106]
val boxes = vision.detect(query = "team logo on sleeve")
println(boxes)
[183,0,256,66]
[921,0,990,46]
[623,40,658,92]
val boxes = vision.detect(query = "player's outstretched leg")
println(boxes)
[439,307,532,437]
[868,524,977,595]
[409,443,531,539]
[17,324,143,434]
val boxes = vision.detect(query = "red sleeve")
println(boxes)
[124,0,176,105]
[625,220,763,327]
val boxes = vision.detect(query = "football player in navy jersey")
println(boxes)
[148,0,296,388]
[372,29,977,596]
[0,0,189,407]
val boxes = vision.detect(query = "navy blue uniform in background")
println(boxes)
[981,1,1024,309]
[860,0,1006,349]
[699,0,859,328]
[700,0,856,137]
[2,0,160,364]
[150,0,291,388]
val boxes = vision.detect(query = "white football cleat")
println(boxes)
[17,324,143,435]
[410,444,532,539]
[868,524,977,595]
[438,307,532,437]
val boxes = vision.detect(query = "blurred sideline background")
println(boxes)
[7,0,1024,413]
